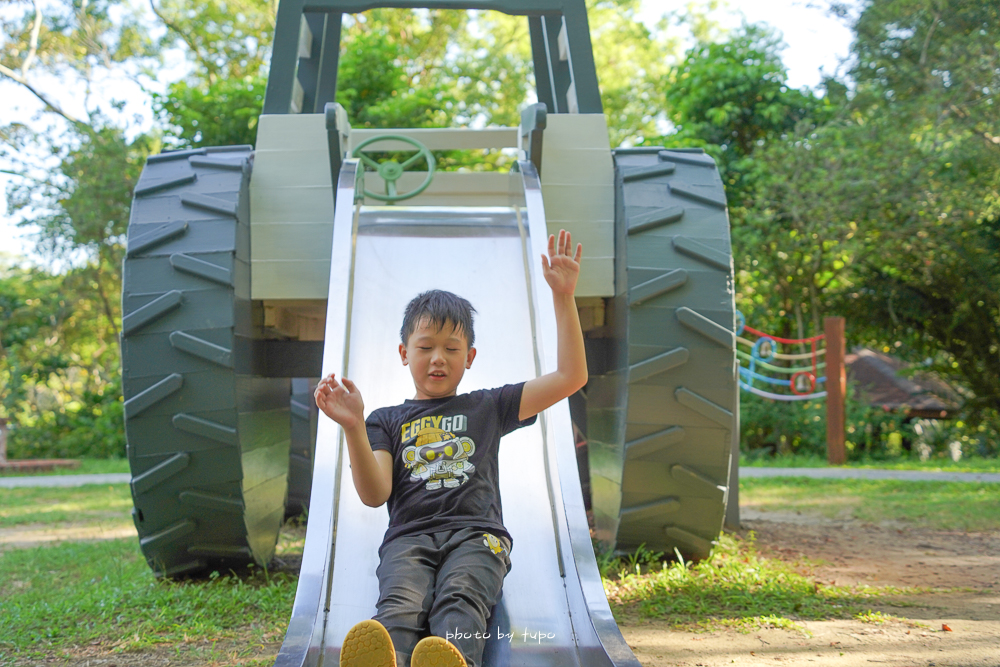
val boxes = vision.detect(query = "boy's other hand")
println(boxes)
[315,373,365,430]
[542,229,582,296]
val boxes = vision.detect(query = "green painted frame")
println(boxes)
[262,0,602,116]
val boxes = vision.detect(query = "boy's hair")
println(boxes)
[400,290,477,347]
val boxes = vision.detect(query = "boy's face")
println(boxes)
[399,317,476,400]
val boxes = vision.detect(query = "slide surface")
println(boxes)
[273,161,640,667]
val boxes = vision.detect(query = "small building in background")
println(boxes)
[845,347,967,460]
[845,348,958,419]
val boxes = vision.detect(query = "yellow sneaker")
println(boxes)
[410,636,467,667]
[340,619,396,667]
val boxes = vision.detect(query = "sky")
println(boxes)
[0,0,856,264]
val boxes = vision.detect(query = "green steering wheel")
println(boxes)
[352,134,436,202]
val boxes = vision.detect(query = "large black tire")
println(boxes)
[286,378,318,518]
[611,147,738,560]
[121,146,290,577]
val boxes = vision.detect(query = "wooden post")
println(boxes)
[825,317,846,465]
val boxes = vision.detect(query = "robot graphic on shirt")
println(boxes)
[402,427,477,490]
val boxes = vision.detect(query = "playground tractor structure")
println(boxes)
[120,0,738,579]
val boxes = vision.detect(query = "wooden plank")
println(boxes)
[577,297,605,331]
[350,127,518,152]
[544,114,612,150]
[250,185,334,224]
[540,147,615,185]
[251,260,331,300]
[363,170,508,194]
[361,171,511,207]
[253,148,332,188]
[263,300,326,340]
[576,258,613,298]
[252,223,334,262]
[534,221,613,254]
[541,183,614,220]
[256,114,327,152]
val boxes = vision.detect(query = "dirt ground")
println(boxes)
[4,511,999,666]
[621,510,1000,667]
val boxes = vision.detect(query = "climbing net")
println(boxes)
[736,312,827,401]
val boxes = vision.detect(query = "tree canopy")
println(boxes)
[1,0,997,457]
[647,0,998,452]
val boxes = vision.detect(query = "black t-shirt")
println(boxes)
[366,382,537,550]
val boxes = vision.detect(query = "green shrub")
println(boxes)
[741,384,999,461]
[741,383,915,461]
[912,411,1000,459]
[7,377,125,460]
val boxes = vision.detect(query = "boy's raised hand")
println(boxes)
[314,373,365,431]
[542,229,582,295]
[519,228,588,421]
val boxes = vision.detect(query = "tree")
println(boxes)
[588,0,680,147]
[0,0,155,127]
[657,23,839,340]
[837,0,1000,425]
[151,1,695,146]
[735,122,864,341]
[1,0,157,318]
[149,0,275,83]
[849,0,999,145]
[155,76,268,148]
[0,262,124,458]
[660,23,833,206]
[5,121,149,337]
[336,10,464,129]
[154,8,469,148]
[0,1,158,459]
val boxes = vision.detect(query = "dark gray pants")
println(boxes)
[374,527,511,667]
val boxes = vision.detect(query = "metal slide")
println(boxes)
[273,160,641,667]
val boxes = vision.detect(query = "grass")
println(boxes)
[855,610,907,625]
[601,532,914,634]
[0,481,303,664]
[0,536,297,664]
[2,465,991,659]
[0,457,131,477]
[740,477,1000,531]
[7,454,997,475]
[740,452,1000,472]
[0,483,133,528]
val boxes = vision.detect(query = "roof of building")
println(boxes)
[845,347,958,418]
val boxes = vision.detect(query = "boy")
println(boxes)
[314,230,587,667]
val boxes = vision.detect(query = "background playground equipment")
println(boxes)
[119,1,738,664]
[736,313,848,463]
[736,311,828,401]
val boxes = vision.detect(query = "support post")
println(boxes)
[0,417,7,463]
[263,0,306,114]
[528,17,555,114]
[520,102,546,175]
[314,12,343,111]
[539,15,571,113]
[825,316,846,465]
[724,373,740,530]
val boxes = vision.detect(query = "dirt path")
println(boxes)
[0,522,135,549]
[620,511,1000,667]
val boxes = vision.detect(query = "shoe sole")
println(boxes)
[411,636,467,667]
[341,619,396,667]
